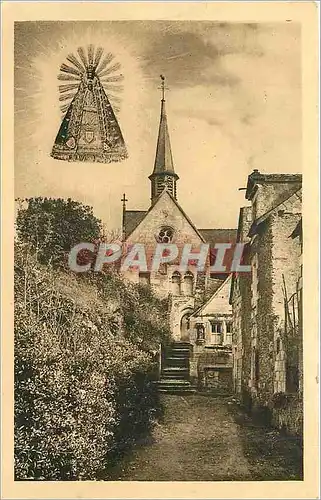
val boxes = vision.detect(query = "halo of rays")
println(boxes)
[57,44,124,114]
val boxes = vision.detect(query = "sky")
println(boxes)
[14,21,301,232]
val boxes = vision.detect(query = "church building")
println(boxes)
[121,78,237,392]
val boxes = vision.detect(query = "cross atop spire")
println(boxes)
[121,193,128,211]
[159,74,169,101]
[149,76,179,204]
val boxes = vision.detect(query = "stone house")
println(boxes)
[189,276,233,392]
[230,170,303,434]
[230,207,252,398]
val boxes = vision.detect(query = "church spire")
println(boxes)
[149,75,179,204]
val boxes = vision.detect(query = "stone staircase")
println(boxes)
[157,342,196,394]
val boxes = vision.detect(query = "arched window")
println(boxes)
[171,271,181,295]
[181,313,192,342]
[183,271,194,296]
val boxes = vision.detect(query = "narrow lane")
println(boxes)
[107,394,302,481]
[115,394,251,481]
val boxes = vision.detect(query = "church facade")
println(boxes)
[121,82,237,391]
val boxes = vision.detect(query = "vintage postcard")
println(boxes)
[1,1,319,499]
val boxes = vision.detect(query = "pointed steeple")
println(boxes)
[149,76,179,204]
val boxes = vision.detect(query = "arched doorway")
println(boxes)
[180,312,192,342]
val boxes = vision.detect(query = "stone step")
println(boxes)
[157,379,191,386]
[166,349,190,358]
[165,357,189,367]
[158,387,197,394]
[162,368,188,375]
[162,366,188,372]
[162,371,188,378]
[156,379,196,394]
[158,385,194,390]
[159,343,192,390]
[161,372,188,380]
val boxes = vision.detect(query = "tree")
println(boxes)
[16,197,102,266]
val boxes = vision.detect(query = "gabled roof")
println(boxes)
[124,188,206,242]
[248,187,302,237]
[199,229,237,246]
[124,195,239,256]
[245,170,302,200]
[124,210,147,239]
[191,275,232,317]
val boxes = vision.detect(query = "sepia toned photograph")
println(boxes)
[1,2,319,499]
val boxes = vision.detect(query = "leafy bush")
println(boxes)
[15,197,102,266]
[14,242,170,480]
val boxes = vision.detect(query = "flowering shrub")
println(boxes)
[14,243,170,480]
